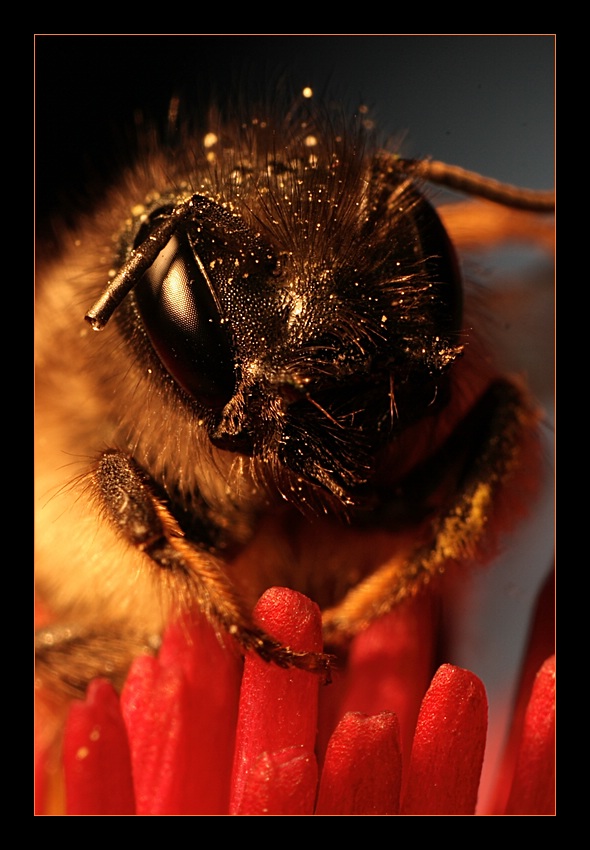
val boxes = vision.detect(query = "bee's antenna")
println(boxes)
[84,201,193,331]
[399,157,555,213]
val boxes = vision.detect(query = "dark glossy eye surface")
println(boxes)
[134,225,236,411]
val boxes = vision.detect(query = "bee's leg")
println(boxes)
[35,625,161,699]
[322,378,541,643]
[88,450,332,678]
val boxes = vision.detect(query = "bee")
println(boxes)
[35,91,554,700]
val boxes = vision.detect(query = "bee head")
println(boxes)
[87,125,464,507]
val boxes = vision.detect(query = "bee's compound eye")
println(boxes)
[135,233,236,411]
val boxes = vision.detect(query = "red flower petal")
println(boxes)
[63,679,135,815]
[238,747,318,815]
[230,587,323,815]
[487,567,555,815]
[323,594,437,769]
[34,740,50,816]
[401,664,488,815]
[315,711,402,815]
[121,616,241,815]
[505,655,555,815]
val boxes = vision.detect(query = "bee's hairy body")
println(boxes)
[35,98,549,694]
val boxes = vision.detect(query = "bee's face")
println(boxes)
[109,127,464,509]
[35,92,553,694]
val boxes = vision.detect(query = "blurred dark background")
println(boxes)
[35,34,554,229]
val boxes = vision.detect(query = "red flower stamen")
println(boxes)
[316,711,402,815]
[120,616,241,815]
[401,664,488,815]
[63,679,135,815]
[48,583,554,816]
[505,655,556,816]
[230,587,323,814]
